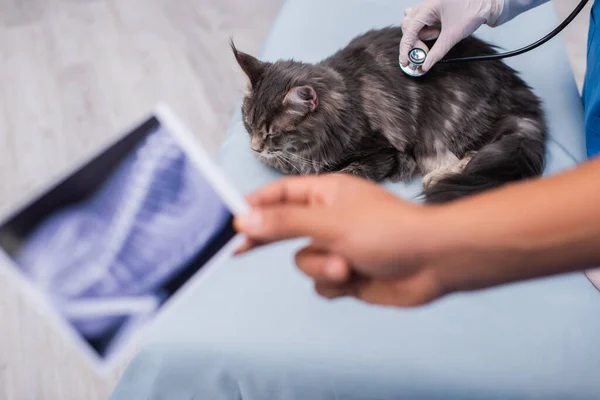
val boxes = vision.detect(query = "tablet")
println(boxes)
[0,103,248,371]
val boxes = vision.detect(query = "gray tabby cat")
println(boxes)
[231,27,546,203]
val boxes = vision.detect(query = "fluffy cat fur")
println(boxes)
[231,27,546,203]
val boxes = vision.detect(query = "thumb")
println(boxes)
[235,205,335,244]
[422,30,459,72]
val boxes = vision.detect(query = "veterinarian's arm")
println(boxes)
[235,158,600,307]
[430,155,600,294]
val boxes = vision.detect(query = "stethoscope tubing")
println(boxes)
[438,0,590,63]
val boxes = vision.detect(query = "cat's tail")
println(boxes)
[422,117,546,204]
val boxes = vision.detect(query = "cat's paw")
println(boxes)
[422,171,442,190]
[339,164,375,181]
[422,155,474,189]
[339,164,362,177]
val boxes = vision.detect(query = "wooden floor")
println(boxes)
[0,1,282,399]
[0,0,590,399]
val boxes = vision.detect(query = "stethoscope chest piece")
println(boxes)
[399,46,428,77]
[398,0,588,73]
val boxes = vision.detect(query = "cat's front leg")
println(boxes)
[389,152,419,182]
[338,151,401,182]
[339,162,384,181]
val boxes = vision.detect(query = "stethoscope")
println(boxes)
[400,0,590,77]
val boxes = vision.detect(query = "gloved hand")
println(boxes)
[399,0,550,72]
[399,0,505,72]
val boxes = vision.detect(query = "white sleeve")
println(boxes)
[487,0,551,27]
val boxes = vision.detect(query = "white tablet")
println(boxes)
[0,103,248,372]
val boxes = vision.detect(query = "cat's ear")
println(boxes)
[283,86,319,115]
[230,39,264,88]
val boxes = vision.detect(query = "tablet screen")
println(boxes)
[0,109,242,365]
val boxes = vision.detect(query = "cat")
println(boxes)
[230,27,546,203]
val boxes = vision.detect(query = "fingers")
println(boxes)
[234,204,336,245]
[234,175,344,253]
[421,15,487,72]
[314,274,441,307]
[406,7,441,41]
[399,6,436,66]
[293,246,380,303]
[234,237,264,255]
[399,21,426,66]
[315,281,352,299]
[245,176,320,208]
[422,30,458,72]
[418,26,440,41]
[295,246,351,282]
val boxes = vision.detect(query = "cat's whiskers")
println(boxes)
[279,150,328,167]
[273,152,302,172]
[274,153,302,174]
[302,143,326,165]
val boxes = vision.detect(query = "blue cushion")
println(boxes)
[111,1,600,399]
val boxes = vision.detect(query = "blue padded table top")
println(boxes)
[111,1,600,399]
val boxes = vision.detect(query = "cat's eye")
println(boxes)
[267,127,281,137]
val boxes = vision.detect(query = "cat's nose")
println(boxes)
[251,137,264,152]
